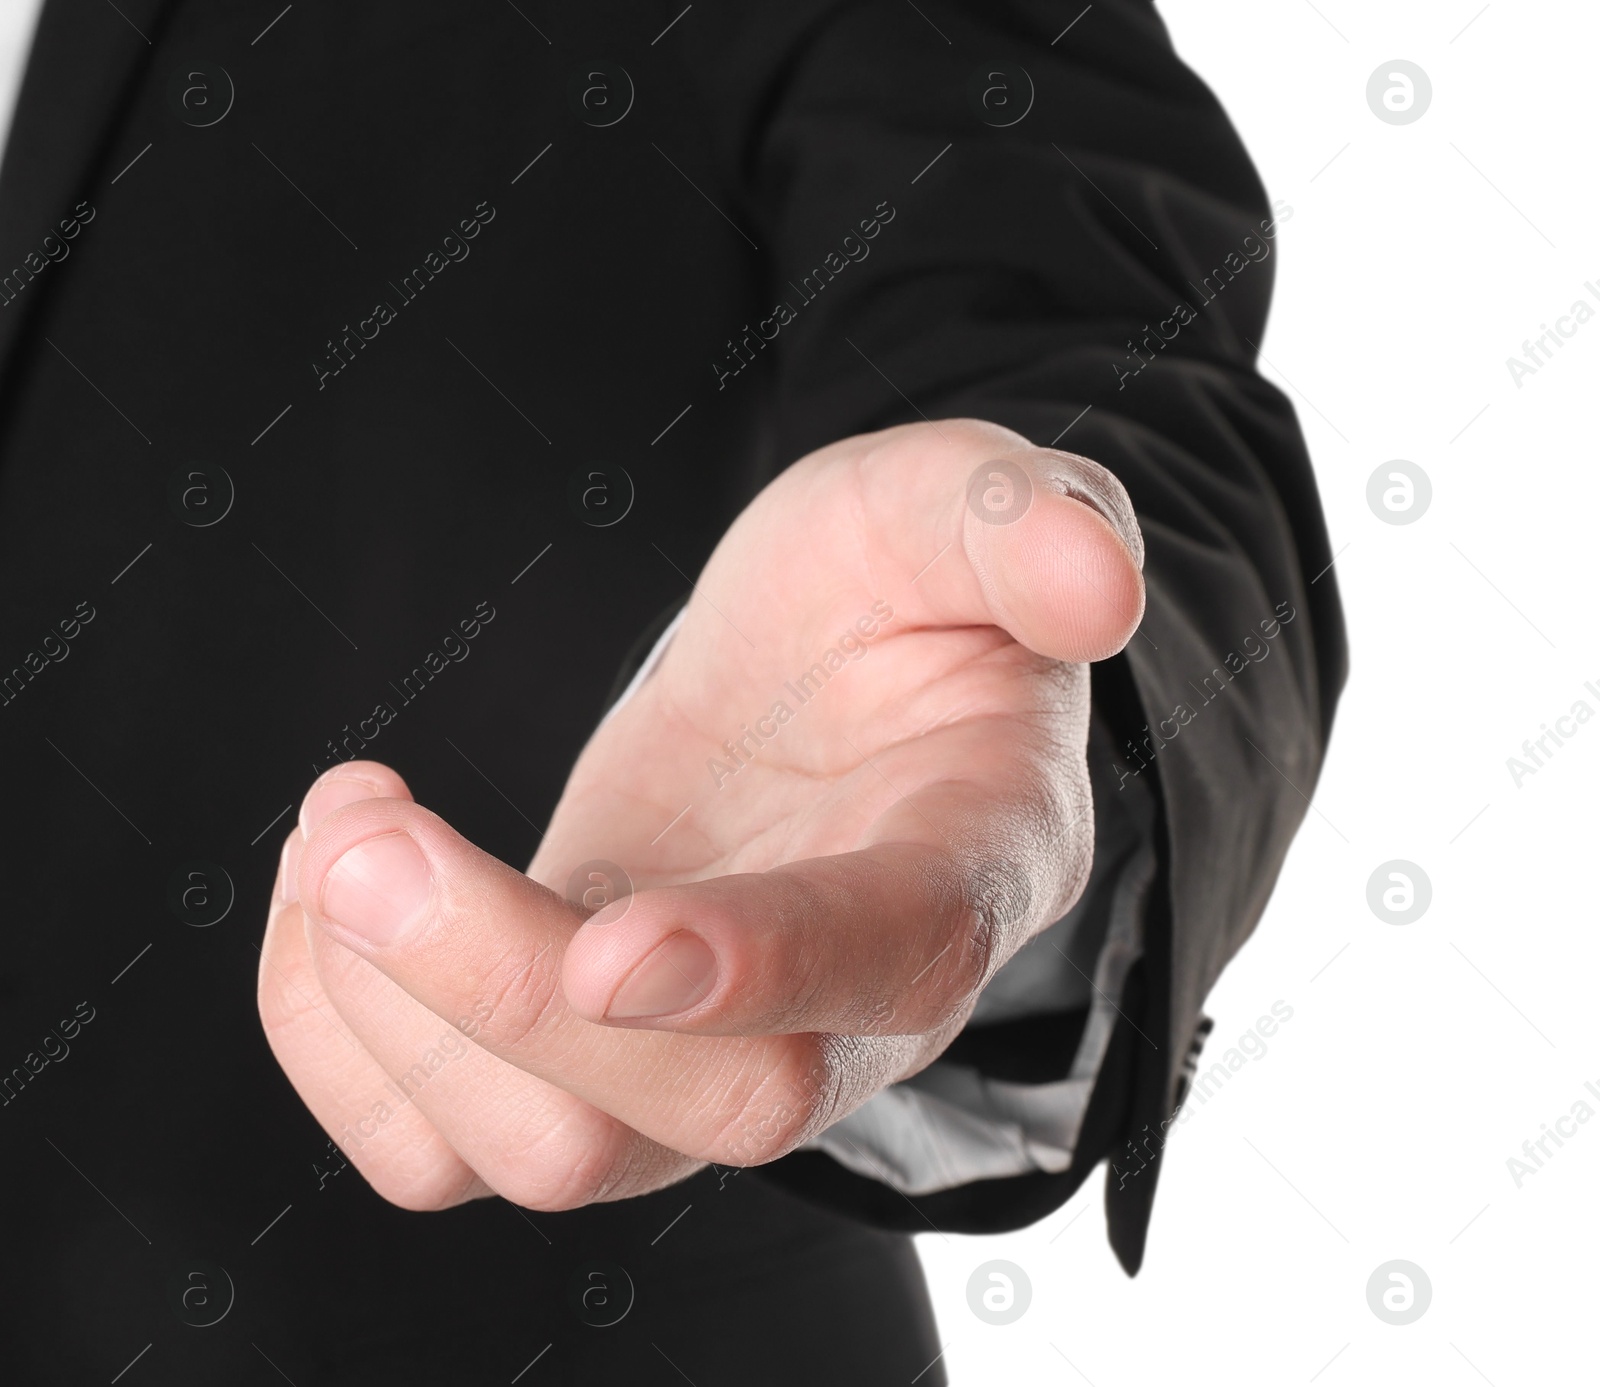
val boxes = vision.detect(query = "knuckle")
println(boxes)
[961,854,1034,988]
[469,940,564,1053]
[700,1039,837,1167]
[494,1157,598,1213]
[953,913,998,1001]
[360,1150,479,1213]
[544,1139,634,1210]
[485,1107,633,1213]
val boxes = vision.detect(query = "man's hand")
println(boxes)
[257,419,1145,1211]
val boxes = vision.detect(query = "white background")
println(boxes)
[0,4,1588,1380]
[920,1,1600,1381]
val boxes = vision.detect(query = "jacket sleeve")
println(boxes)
[678,0,1348,1273]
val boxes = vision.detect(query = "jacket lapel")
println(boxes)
[0,0,181,389]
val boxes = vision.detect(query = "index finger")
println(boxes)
[561,722,1091,1038]
[294,794,866,1166]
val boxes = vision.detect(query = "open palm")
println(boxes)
[544,417,1145,1049]
[259,418,1145,1213]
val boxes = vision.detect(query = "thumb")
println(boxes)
[674,418,1146,669]
[959,444,1146,662]
[830,420,1144,662]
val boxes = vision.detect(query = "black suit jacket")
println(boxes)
[0,0,1344,1368]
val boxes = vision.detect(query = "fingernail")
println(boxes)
[320,832,433,947]
[605,931,718,1020]
[278,831,303,905]
[1041,454,1145,570]
[300,774,383,836]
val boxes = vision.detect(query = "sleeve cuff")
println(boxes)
[798,700,1159,1194]
[608,602,1164,1200]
